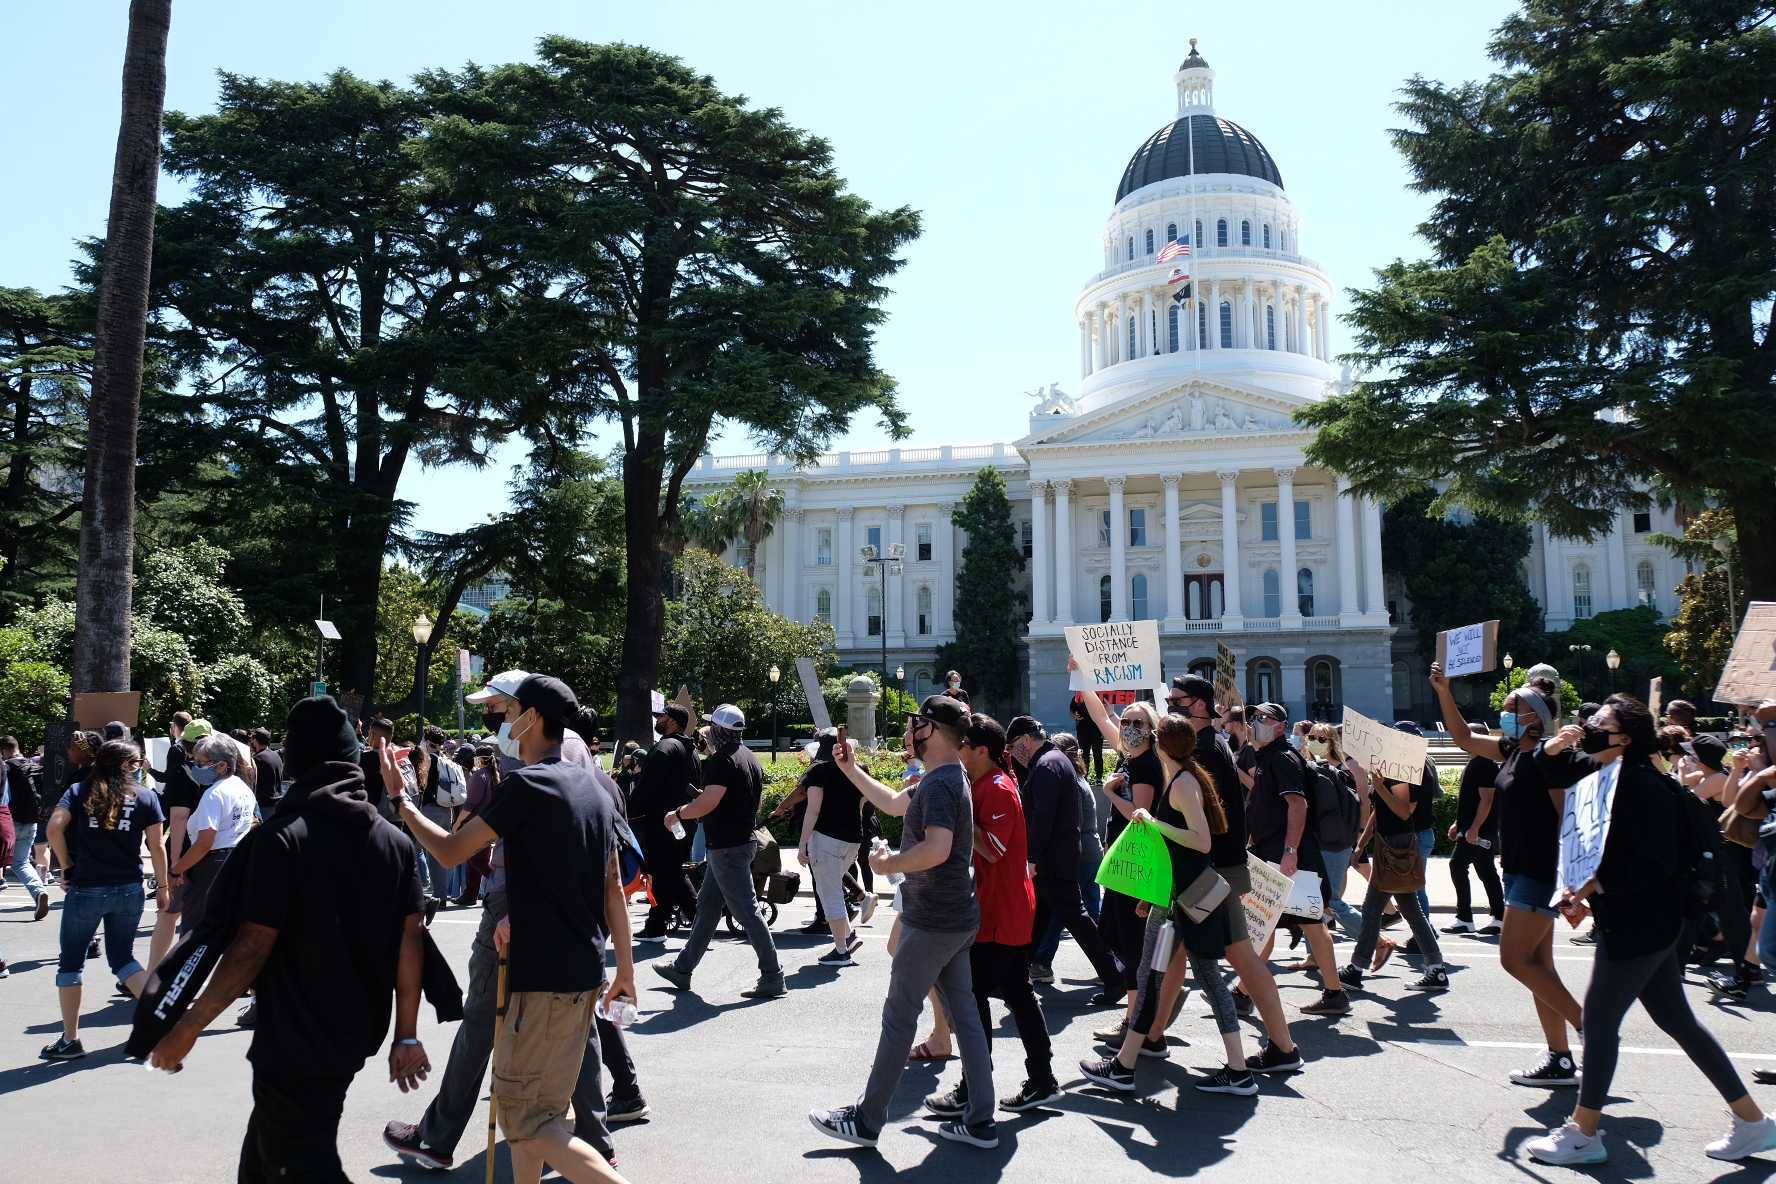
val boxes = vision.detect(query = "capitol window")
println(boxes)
[1131,574,1150,620]
[1166,222,1177,242]
[1127,236,1134,260]
[866,524,882,552]
[1197,301,1207,345]
[1266,304,1276,350]
[1194,219,1203,249]
[816,528,832,566]
[1261,502,1278,541]
[1129,507,1147,547]
[1168,303,1180,352]
[1262,569,1282,617]
[916,522,933,561]
[1263,223,1272,249]
[1636,559,1657,609]
[1295,499,1311,540]
[1216,218,1228,247]
[1572,563,1593,619]
[917,585,933,635]
[815,588,831,621]
[1241,219,1251,245]
[1098,510,1111,548]
[1145,228,1155,254]
[866,586,883,637]
[1020,519,1033,559]
[1219,301,1233,348]
[1297,567,1315,616]
[1099,575,1113,623]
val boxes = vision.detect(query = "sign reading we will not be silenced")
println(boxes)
[1067,620,1163,695]
[1436,619,1499,679]
[1341,705,1429,784]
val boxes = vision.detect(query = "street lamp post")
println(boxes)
[1503,653,1514,674]
[861,541,905,744]
[1714,534,1739,627]
[1605,647,1622,693]
[1568,643,1592,700]
[768,663,781,760]
[412,614,434,735]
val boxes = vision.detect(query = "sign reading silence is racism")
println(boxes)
[1067,620,1163,696]
[1341,705,1429,784]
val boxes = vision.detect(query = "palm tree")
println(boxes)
[728,469,785,583]
[70,0,172,698]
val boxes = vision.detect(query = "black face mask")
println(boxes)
[1580,723,1619,755]
[481,711,506,733]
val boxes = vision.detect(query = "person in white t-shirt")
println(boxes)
[170,733,257,935]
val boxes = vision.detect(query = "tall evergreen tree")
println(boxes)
[1302,1,1776,599]
[938,466,1024,714]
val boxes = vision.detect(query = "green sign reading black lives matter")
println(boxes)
[1095,819,1173,906]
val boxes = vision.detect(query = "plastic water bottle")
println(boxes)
[667,814,686,841]
[873,837,905,887]
[596,996,638,1028]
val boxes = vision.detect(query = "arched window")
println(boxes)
[1150,309,1159,355]
[1189,658,1216,682]
[1194,219,1203,249]
[1099,575,1113,623]
[1187,581,1201,619]
[1131,574,1150,620]
[1262,569,1282,617]
[1166,222,1178,242]
[1298,567,1315,617]
[1127,314,1137,359]
[1635,559,1658,609]
[1167,303,1180,352]
[1250,659,1280,706]
[1241,219,1251,245]
[916,585,933,635]
[1266,304,1277,350]
[1144,228,1155,255]
[1216,218,1228,247]
[815,588,832,621]
[1127,236,1134,260]
[1197,301,1208,347]
[1263,223,1272,249]
[1219,301,1233,348]
[1311,658,1336,710]
[1572,563,1593,619]
[866,585,883,637]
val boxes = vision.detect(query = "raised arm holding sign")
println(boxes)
[1065,620,1163,697]
[1435,620,1500,679]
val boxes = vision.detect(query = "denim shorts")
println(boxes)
[1503,872,1558,918]
[57,882,147,987]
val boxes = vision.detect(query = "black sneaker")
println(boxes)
[741,977,787,1000]
[383,1121,453,1170]
[1336,964,1363,990]
[799,919,828,936]
[1079,1055,1136,1092]
[1247,1041,1304,1075]
[606,1095,650,1124]
[1301,989,1352,1016]
[1477,919,1502,936]
[846,933,863,954]
[1232,989,1254,1017]
[1511,1053,1581,1088]
[1000,1078,1065,1112]
[818,948,856,968]
[634,928,668,944]
[424,899,439,927]
[1571,927,1597,946]
[809,1104,879,1148]
[86,938,99,960]
[40,1037,86,1061]
[1710,967,1757,1000]
[34,893,50,921]
[1138,1036,1169,1059]
[1441,919,1476,935]
[653,964,692,991]
[924,1086,965,1118]
[1379,912,1403,930]
[1195,1067,1259,1096]
[938,1119,999,1148]
[1087,990,1121,1008]
[236,1000,257,1028]
[1408,968,1449,993]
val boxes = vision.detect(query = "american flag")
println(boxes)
[1157,237,1191,265]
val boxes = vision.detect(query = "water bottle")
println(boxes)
[667,813,686,841]
[1477,837,1493,851]
[596,996,638,1028]
[873,837,905,886]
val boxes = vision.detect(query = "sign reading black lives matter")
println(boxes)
[1067,620,1164,697]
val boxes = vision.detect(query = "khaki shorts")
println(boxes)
[492,988,597,1142]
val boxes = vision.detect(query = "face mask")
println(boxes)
[1120,724,1147,749]
[1498,711,1525,739]
[1288,734,1304,751]
[481,711,506,733]
[189,764,222,787]
[1580,724,1619,755]
[1306,738,1330,759]
[496,715,532,759]
[1254,720,1280,745]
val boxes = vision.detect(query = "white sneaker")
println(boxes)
[1526,1122,1607,1165]
[858,893,878,926]
[1705,1114,1776,1161]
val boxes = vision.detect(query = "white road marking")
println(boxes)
[1411,1036,1776,1064]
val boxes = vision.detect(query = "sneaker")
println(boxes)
[1000,1078,1065,1112]
[846,933,863,954]
[799,918,827,935]
[1705,1114,1776,1161]
[741,977,787,999]
[1138,1036,1169,1059]
[653,964,692,991]
[818,947,856,968]
[1079,1055,1136,1092]
[1028,963,1055,985]
[634,929,668,944]
[236,1000,257,1028]
[1336,965,1363,990]
[1087,990,1121,1007]
[606,1095,650,1125]
[34,893,50,921]
[937,1119,999,1149]
[1301,989,1352,1016]
[1709,967,1757,1000]
[87,938,99,960]
[1525,1121,1607,1165]
[1441,919,1476,935]
[1571,927,1597,946]
[0,960,8,979]
[383,1121,452,1171]
[1247,1041,1304,1075]
[424,899,439,927]
[1379,912,1403,929]
[1093,1019,1129,1044]
[809,1104,878,1149]
[1511,1052,1580,1088]
[1408,968,1450,992]
[858,894,878,926]
[923,1086,965,1118]
[1232,989,1254,1017]
[1477,919,1502,936]
[1195,1067,1259,1096]
[39,1037,86,1061]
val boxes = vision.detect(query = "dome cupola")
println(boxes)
[1116,41,1284,202]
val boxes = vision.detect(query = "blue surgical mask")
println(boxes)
[189,764,222,787]
[1498,711,1524,739]
[1288,734,1304,751]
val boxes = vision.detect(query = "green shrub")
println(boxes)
[756,751,910,847]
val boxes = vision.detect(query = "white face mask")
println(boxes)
[495,713,532,758]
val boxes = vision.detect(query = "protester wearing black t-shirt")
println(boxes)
[249,728,284,811]
[1069,694,1104,781]
[798,731,869,965]
[656,705,784,997]
[1340,768,1449,994]
[630,703,701,940]
[1445,748,1503,935]
[147,696,427,1181]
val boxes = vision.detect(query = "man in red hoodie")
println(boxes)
[924,713,1063,1117]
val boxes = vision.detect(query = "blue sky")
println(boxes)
[3,0,1515,534]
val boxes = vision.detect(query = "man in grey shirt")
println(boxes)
[809,696,997,1151]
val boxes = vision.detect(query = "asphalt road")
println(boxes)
[1,867,1772,1183]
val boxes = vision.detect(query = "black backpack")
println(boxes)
[1667,770,1722,918]
[1303,755,1362,851]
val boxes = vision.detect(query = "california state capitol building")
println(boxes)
[682,44,1691,730]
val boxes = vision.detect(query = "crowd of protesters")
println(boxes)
[4,654,1776,1176]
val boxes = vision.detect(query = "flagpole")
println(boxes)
[1188,81,1199,376]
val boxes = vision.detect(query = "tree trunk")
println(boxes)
[1731,490,1776,607]
[70,0,171,699]
[336,519,389,714]
[617,447,667,749]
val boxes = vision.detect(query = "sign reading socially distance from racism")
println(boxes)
[1240,855,1294,948]
[1559,760,1621,892]
[1714,602,1776,706]
[1066,620,1163,695]
[1215,641,1245,710]
[1436,619,1500,678]
[794,656,832,732]
[1341,705,1429,784]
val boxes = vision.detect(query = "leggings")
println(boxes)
[1129,907,1239,1037]
[1578,939,1746,1111]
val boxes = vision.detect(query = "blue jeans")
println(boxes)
[1415,828,1436,920]
[415,803,452,902]
[57,882,146,987]
[1320,845,1364,932]
[9,821,46,901]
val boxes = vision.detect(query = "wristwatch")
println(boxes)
[1283,844,1298,855]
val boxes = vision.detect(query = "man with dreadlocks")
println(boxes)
[653,704,785,1000]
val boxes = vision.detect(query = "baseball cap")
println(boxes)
[915,694,970,730]
[704,703,745,730]
[1250,702,1287,723]
[657,702,692,730]
[1171,675,1215,703]
[182,718,215,742]
[466,669,530,704]
[1005,715,1047,745]
[1687,733,1728,772]
[1394,720,1424,737]
[514,674,578,726]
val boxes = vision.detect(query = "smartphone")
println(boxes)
[1728,738,1751,753]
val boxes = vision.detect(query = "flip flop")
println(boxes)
[908,1039,955,1063]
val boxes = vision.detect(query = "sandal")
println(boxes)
[1371,938,1397,972]
[908,1038,954,1063]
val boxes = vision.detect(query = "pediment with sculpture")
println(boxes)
[1019,380,1305,449]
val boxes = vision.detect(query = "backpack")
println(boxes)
[1304,756,1362,851]
[1668,770,1722,919]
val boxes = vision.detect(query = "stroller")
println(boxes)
[685,827,801,934]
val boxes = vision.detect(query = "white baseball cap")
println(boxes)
[465,669,531,703]
[704,703,746,730]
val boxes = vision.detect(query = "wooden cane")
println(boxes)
[487,954,509,1184]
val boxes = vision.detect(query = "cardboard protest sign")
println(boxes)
[146,736,171,777]
[1214,641,1245,710]
[1066,620,1163,696]
[673,685,695,718]
[1435,619,1499,678]
[1558,760,1621,892]
[794,657,832,731]
[1095,821,1174,906]
[73,691,141,729]
[1647,676,1663,721]
[1282,870,1325,919]
[1240,855,1293,948]
[1340,705,1428,784]
[1713,602,1776,707]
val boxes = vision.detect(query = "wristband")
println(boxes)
[394,1037,421,1047]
